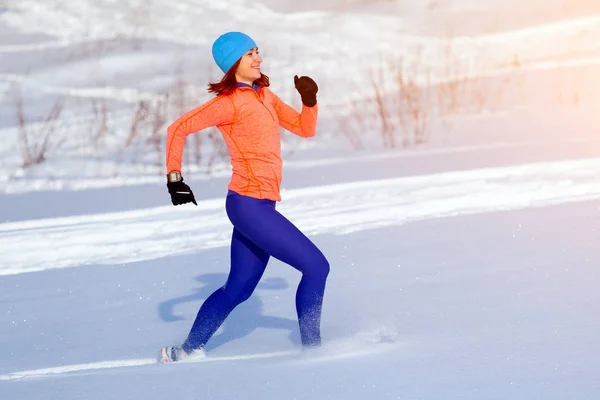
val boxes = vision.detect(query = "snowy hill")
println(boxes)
[2,0,600,193]
[1,1,600,399]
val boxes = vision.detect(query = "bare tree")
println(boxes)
[370,61,395,148]
[147,95,169,173]
[90,97,110,145]
[12,84,65,168]
[329,101,366,151]
[367,52,431,149]
[126,99,150,147]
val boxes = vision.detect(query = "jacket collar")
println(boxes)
[236,82,261,92]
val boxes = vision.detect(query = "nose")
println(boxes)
[254,54,262,64]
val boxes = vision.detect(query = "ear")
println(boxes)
[294,75,299,85]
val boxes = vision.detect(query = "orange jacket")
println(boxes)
[166,85,318,201]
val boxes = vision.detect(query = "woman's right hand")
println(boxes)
[167,178,198,206]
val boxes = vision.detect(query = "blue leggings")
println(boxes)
[182,190,330,353]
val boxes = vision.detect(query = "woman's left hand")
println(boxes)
[294,75,318,107]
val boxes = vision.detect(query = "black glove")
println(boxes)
[167,178,197,206]
[294,75,318,107]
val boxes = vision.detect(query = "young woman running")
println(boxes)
[159,31,330,362]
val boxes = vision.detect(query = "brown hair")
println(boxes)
[208,58,270,96]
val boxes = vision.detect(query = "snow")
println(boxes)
[2,155,600,277]
[1,0,600,399]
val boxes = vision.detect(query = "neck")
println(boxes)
[235,75,255,86]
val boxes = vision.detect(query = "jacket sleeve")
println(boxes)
[165,96,234,173]
[269,89,318,138]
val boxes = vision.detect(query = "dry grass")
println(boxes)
[334,32,600,151]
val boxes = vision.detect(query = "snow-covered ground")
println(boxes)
[1,0,600,399]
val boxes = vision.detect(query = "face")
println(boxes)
[235,47,262,84]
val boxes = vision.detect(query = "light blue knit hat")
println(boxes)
[211,32,257,74]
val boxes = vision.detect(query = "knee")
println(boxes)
[235,289,254,305]
[305,250,330,281]
[321,257,330,280]
[222,285,254,306]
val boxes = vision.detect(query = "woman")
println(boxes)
[159,32,330,363]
